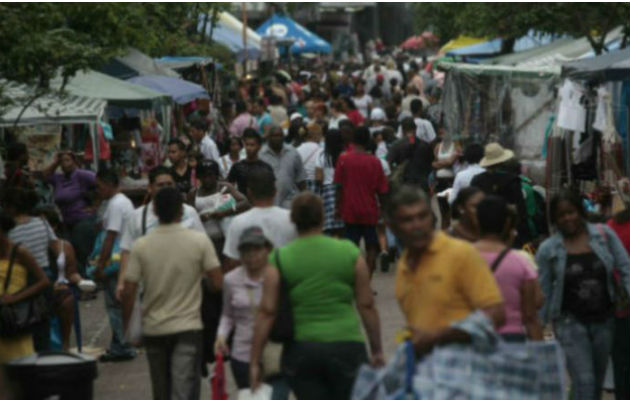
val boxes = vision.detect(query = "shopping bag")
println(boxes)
[237,384,272,400]
[124,293,143,346]
[211,353,228,400]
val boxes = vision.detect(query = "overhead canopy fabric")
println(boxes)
[256,14,331,54]
[439,36,487,54]
[156,57,216,71]
[0,80,106,127]
[127,75,209,104]
[447,31,561,58]
[100,48,180,80]
[54,70,170,109]
[562,49,630,82]
[485,26,625,67]
[201,11,261,61]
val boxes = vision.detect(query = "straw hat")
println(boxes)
[480,143,514,168]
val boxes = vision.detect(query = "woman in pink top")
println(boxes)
[474,196,544,342]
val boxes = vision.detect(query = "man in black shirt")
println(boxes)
[387,117,434,193]
[167,139,192,194]
[227,128,273,199]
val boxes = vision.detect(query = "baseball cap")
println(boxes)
[238,226,272,252]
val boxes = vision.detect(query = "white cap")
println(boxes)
[370,108,386,121]
[290,112,303,122]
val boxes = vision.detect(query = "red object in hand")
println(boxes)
[211,353,228,400]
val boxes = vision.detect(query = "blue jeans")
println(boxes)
[103,275,136,357]
[553,315,614,400]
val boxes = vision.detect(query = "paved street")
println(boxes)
[80,268,405,399]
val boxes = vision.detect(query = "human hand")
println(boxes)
[409,327,438,357]
[214,336,229,356]
[0,293,16,305]
[249,363,262,392]
[115,282,125,301]
[370,351,385,368]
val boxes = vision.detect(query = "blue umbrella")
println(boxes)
[127,75,209,105]
[256,14,331,54]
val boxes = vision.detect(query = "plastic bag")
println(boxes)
[211,353,228,400]
[124,294,143,346]
[237,384,272,400]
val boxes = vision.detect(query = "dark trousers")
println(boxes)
[282,341,367,400]
[144,330,203,400]
[230,358,290,400]
[613,316,630,400]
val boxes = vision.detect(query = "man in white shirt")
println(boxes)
[116,166,204,300]
[328,100,349,131]
[397,98,436,143]
[449,143,486,205]
[122,187,222,400]
[95,168,137,362]
[223,167,297,267]
[191,118,220,162]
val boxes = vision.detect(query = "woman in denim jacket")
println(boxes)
[536,191,630,400]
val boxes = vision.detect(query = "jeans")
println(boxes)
[103,275,136,357]
[144,331,202,400]
[282,341,367,400]
[553,315,614,400]
[230,358,290,400]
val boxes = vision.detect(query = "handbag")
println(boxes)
[269,249,294,343]
[596,224,630,318]
[0,244,50,337]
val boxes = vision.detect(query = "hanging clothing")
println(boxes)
[557,80,587,133]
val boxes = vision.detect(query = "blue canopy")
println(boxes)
[256,14,331,54]
[127,75,209,105]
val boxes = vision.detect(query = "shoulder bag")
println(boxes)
[490,248,511,273]
[0,244,50,337]
[269,249,294,343]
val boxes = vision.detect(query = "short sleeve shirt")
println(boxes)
[48,169,96,224]
[120,203,204,252]
[125,224,220,336]
[102,193,135,234]
[259,145,307,209]
[334,152,388,225]
[395,232,503,331]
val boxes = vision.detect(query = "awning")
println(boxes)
[54,70,171,109]
[0,80,106,127]
[156,57,217,71]
[100,48,180,80]
[562,49,630,82]
[439,36,487,54]
[202,11,261,61]
[447,31,562,59]
[256,14,331,54]
[127,75,209,104]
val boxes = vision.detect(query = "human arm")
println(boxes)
[216,182,250,218]
[535,243,554,324]
[521,279,544,340]
[115,250,130,301]
[1,247,49,305]
[354,256,385,366]
[215,276,234,355]
[95,230,117,281]
[249,265,280,391]
[315,167,324,184]
[61,241,81,285]
[121,281,138,335]
[42,153,60,181]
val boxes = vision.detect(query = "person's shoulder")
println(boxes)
[224,266,246,283]
[183,203,200,216]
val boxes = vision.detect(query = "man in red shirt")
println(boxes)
[335,126,388,275]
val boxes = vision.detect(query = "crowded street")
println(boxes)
[1,3,629,400]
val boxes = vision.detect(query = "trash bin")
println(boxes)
[5,351,98,400]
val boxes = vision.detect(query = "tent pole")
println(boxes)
[90,123,98,171]
[242,3,248,75]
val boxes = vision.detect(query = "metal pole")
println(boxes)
[242,3,248,76]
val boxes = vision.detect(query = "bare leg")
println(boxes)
[57,294,75,351]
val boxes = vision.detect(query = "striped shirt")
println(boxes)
[9,217,57,269]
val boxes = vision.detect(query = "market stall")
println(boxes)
[100,47,180,80]
[438,61,560,183]
[544,49,630,213]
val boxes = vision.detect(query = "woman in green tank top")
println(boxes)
[250,192,384,400]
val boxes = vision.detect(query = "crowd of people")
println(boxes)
[0,53,629,400]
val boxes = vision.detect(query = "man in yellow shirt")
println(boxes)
[388,186,505,355]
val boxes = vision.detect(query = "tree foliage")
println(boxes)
[414,3,630,54]
[0,3,231,92]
